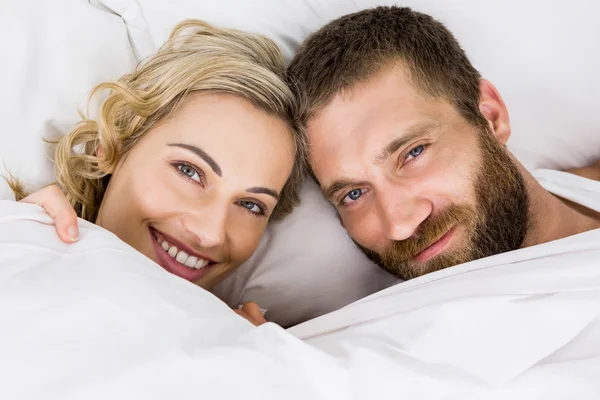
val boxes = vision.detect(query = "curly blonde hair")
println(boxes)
[11,20,306,222]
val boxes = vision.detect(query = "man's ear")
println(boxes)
[479,79,511,145]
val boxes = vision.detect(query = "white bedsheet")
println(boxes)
[1,199,599,399]
[290,227,600,396]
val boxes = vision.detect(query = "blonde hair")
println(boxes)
[11,20,306,222]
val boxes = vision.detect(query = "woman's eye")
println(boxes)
[239,200,264,215]
[176,163,203,183]
[342,188,363,205]
[405,145,425,163]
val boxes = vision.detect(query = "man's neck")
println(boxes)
[519,163,600,248]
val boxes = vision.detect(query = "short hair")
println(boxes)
[288,6,485,128]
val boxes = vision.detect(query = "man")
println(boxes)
[287,6,600,280]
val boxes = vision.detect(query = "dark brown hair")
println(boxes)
[288,6,485,128]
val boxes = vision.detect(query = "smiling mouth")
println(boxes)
[413,227,455,263]
[149,227,216,282]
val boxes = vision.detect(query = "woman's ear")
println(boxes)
[479,79,511,145]
[96,145,116,175]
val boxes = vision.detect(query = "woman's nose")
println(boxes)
[182,203,228,249]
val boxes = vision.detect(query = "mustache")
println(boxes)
[380,204,476,264]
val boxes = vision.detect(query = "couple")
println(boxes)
[12,7,600,325]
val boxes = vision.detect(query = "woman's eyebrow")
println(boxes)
[246,187,279,200]
[168,143,222,177]
[168,143,279,200]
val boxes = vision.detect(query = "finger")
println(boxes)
[241,302,267,326]
[21,185,79,243]
[233,309,255,325]
[235,311,261,327]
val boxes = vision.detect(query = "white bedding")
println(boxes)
[1,198,599,399]
[291,228,600,391]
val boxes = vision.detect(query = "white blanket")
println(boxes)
[290,228,600,396]
[1,199,599,399]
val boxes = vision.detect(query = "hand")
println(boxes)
[234,302,267,326]
[20,185,79,243]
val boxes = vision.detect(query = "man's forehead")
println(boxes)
[308,96,437,162]
[308,68,431,136]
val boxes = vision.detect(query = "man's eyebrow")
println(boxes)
[167,143,222,177]
[322,178,359,201]
[375,122,442,163]
[321,123,442,201]
[246,187,279,200]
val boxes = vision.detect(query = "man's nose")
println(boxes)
[377,190,432,241]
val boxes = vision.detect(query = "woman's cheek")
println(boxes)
[134,169,184,217]
[227,218,267,264]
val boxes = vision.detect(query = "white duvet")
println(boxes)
[1,199,599,399]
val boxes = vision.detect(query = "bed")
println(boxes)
[1,1,599,398]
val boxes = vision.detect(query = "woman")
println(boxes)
[10,20,306,325]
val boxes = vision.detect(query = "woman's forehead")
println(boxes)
[140,93,295,187]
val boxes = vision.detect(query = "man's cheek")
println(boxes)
[347,218,379,252]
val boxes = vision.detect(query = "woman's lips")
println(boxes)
[152,228,217,263]
[148,227,215,283]
[413,227,455,263]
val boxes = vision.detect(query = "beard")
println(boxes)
[357,127,529,281]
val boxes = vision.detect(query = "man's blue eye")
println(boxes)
[408,145,424,158]
[347,189,363,201]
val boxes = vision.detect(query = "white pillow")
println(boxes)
[111,0,600,326]
[0,0,136,199]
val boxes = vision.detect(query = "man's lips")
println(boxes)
[413,227,455,263]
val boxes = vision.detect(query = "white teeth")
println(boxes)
[175,251,188,264]
[185,256,198,268]
[155,235,211,270]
